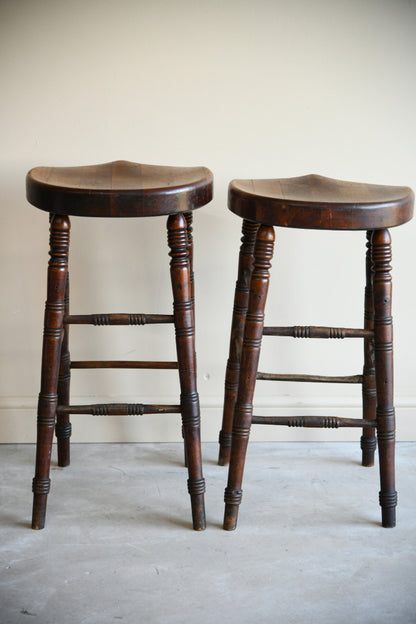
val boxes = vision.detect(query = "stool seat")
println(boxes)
[26,160,213,218]
[229,174,414,230]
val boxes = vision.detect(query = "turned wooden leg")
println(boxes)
[32,214,70,529]
[372,229,397,528]
[219,220,259,466]
[56,273,71,467]
[361,231,377,466]
[181,212,194,468]
[168,213,206,531]
[184,211,195,306]
[224,224,275,530]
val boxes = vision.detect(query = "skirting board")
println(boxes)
[0,395,415,443]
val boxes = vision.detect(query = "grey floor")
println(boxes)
[1,442,415,624]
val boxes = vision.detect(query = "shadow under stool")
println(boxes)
[218,174,414,530]
[26,160,213,531]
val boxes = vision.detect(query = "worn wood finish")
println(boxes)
[26,161,213,218]
[218,219,259,466]
[229,175,414,230]
[223,174,413,530]
[224,225,275,531]
[70,360,178,369]
[251,415,375,428]
[66,313,174,325]
[257,372,363,384]
[168,213,206,530]
[56,403,182,415]
[361,231,377,467]
[29,161,211,531]
[32,215,70,529]
[372,229,397,527]
[263,326,373,339]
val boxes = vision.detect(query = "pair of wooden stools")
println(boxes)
[26,161,414,531]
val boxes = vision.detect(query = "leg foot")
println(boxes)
[218,431,232,467]
[223,488,243,530]
[32,479,50,529]
[380,491,397,528]
[360,436,376,467]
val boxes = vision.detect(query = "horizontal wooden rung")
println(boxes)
[66,314,174,326]
[256,372,363,384]
[251,415,375,428]
[263,326,373,339]
[57,403,182,416]
[70,361,178,370]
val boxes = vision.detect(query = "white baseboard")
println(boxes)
[0,395,415,443]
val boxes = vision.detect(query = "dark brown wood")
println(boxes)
[372,229,397,527]
[251,415,374,428]
[32,214,70,529]
[224,224,275,531]
[229,174,414,230]
[263,326,373,339]
[256,372,363,384]
[26,161,213,218]
[29,160,211,531]
[361,231,377,466]
[70,360,178,369]
[218,220,259,466]
[182,212,194,468]
[56,273,71,467]
[168,213,206,530]
[57,403,181,415]
[223,173,413,531]
[184,211,194,304]
[66,313,173,325]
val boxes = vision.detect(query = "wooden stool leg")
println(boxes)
[32,215,70,529]
[372,229,397,528]
[224,224,275,531]
[56,273,71,467]
[181,212,194,469]
[361,231,377,466]
[218,220,259,466]
[167,213,206,531]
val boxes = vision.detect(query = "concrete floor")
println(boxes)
[1,442,415,624]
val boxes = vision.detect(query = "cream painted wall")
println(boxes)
[1,0,415,443]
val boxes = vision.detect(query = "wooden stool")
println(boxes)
[219,174,414,530]
[26,160,213,531]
